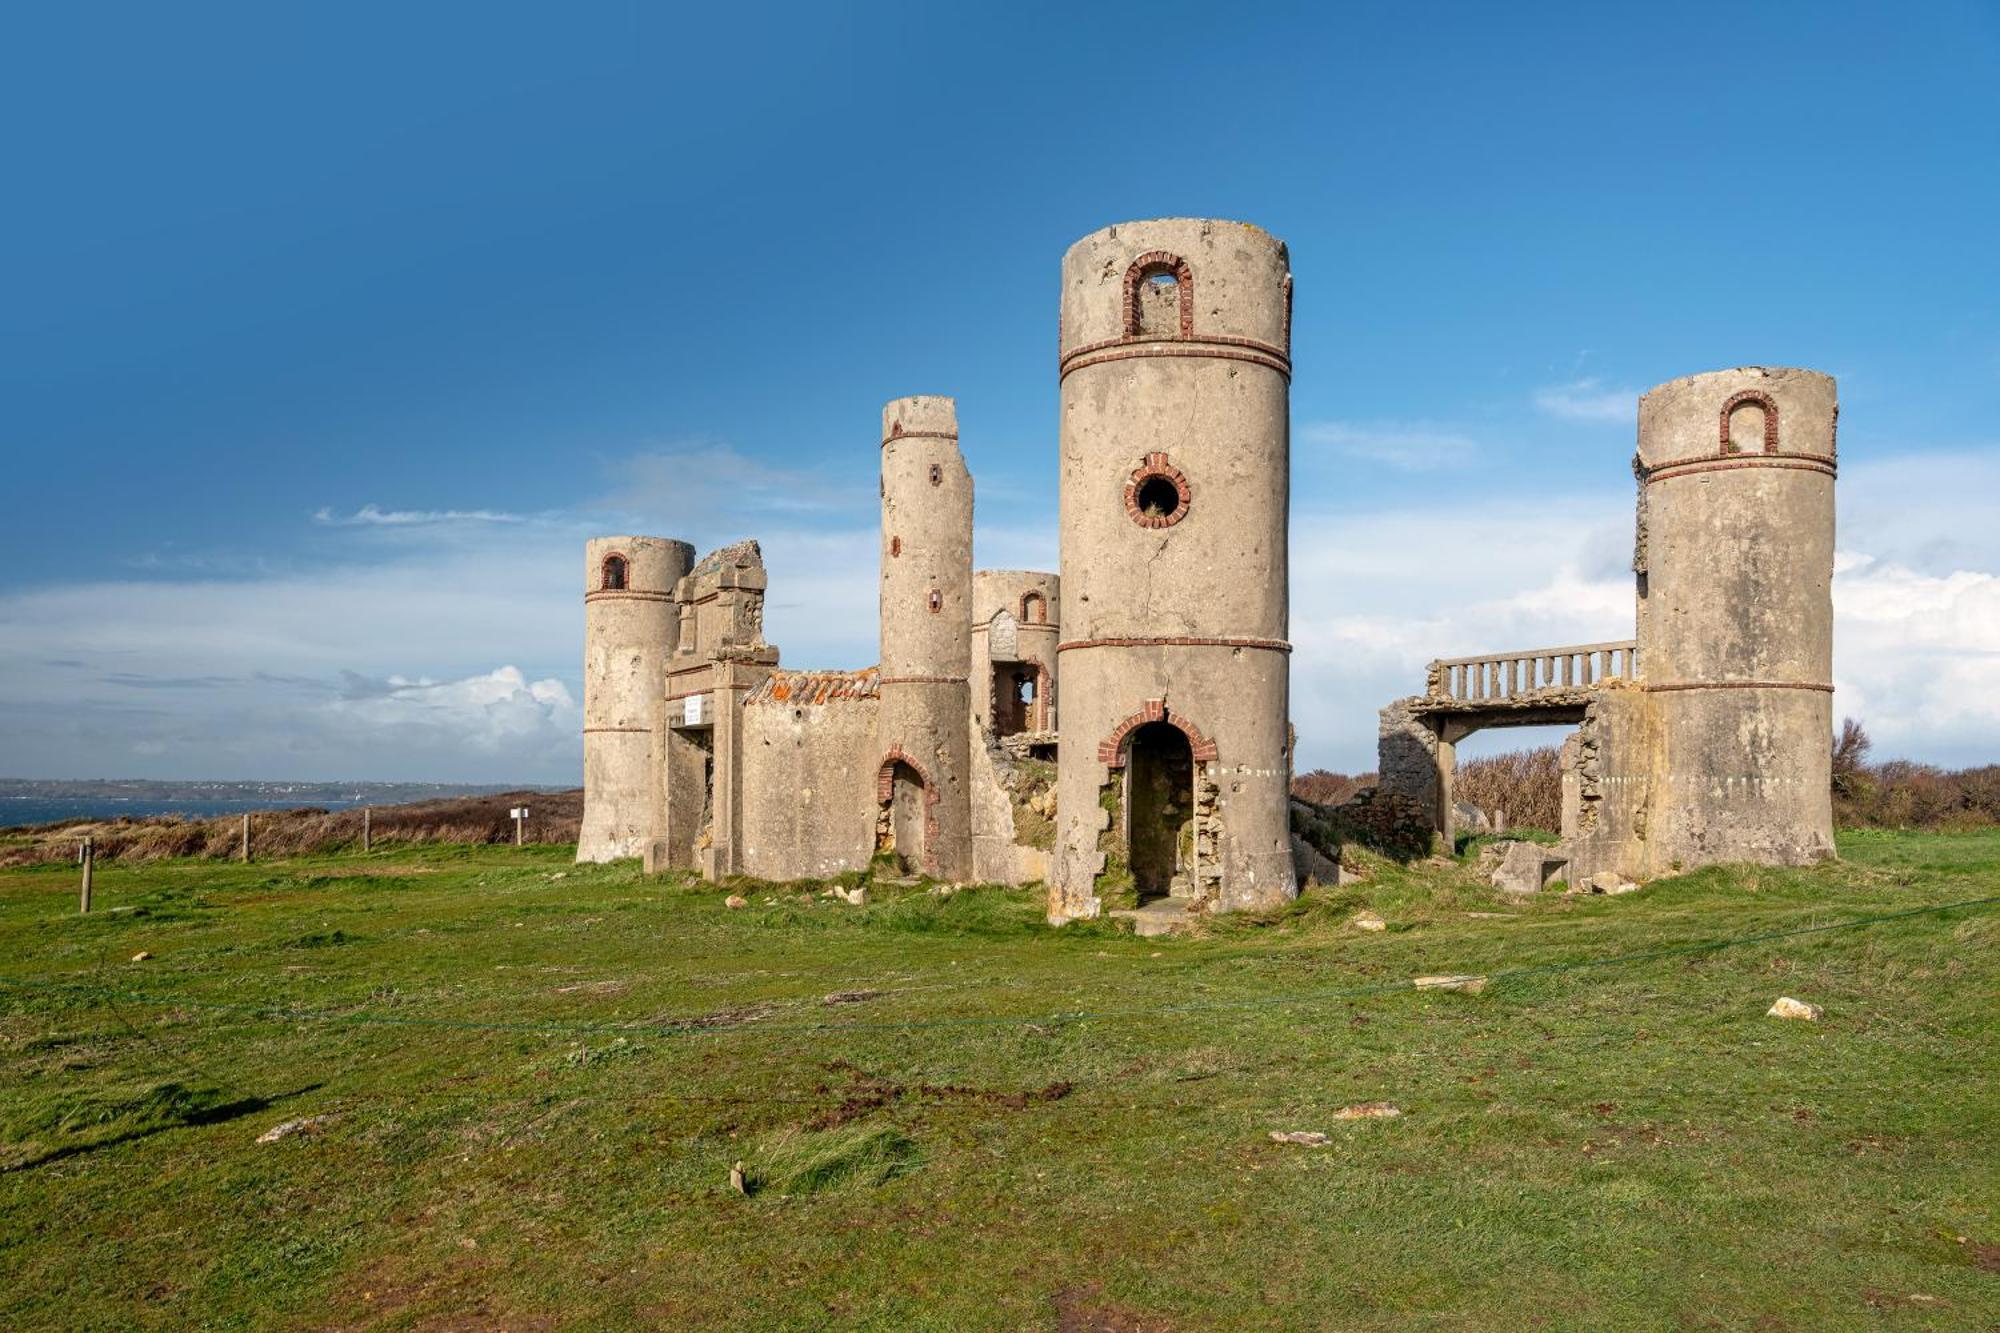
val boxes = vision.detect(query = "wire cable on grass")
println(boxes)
[1,895,1992,1041]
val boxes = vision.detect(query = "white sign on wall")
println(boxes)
[684,693,707,726]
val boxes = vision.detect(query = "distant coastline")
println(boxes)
[0,779,567,828]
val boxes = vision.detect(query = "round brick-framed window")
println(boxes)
[1125,453,1190,529]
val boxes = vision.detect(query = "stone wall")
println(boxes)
[737,670,880,882]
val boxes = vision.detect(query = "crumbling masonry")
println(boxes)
[1378,366,1838,880]
[578,219,1300,924]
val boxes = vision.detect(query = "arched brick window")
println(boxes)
[1123,251,1195,339]
[601,553,628,590]
[1021,590,1047,624]
[1719,390,1780,455]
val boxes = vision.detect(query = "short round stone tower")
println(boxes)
[1049,219,1296,922]
[579,535,693,862]
[876,396,973,879]
[1631,366,1837,868]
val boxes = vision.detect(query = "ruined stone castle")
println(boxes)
[579,218,1837,919]
[580,219,1299,924]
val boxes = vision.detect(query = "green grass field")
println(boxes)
[2,832,1995,1330]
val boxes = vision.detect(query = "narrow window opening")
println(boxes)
[601,554,628,590]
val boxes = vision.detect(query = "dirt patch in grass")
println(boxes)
[1051,1281,1176,1332]
[808,1059,1073,1131]
[324,1252,558,1332]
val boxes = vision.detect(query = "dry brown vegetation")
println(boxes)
[1294,718,1999,836]
[0,789,581,867]
[1831,719,2000,830]
[1454,746,1564,831]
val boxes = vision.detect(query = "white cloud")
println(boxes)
[1533,377,1637,423]
[1301,420,1478,471]
[322,666,578,757]
[1285,451,2000,772]
[313,504,525,526]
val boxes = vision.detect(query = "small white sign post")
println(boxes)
[510,806,528,847]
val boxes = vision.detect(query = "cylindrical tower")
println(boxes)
[971,569,1060,737]
[877,396,973,879]
[1633,366,1836,869]
[1050,219,1296,921]
[579,535,694,862]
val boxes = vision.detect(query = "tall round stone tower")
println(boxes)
[579,535,693,863]
[1632,366,1837,869]
[876,396,973,879]
[1050,219,1296,922]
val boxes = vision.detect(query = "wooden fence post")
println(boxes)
[80,837,94,914]
[362,806,372,854]
[241,813,251,863]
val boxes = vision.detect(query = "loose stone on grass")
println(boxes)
[130,951,152,962]
[257,1115,333,1145]
[1350,910,1387,932]
[724,895,748,910]
[1767,996,1824,1021]
[1331,1102,1402,1120]
[1414,974,1488,994]
[1269,1131,1332,1147]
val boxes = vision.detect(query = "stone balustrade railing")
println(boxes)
[1425,640,1639,703]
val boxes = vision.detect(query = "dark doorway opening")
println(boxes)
[1127,721,1193,901]
[992,665,1035,736]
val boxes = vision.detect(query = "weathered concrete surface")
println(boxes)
[1625,366,1836,874]
[877,396,973,880]
[737,670,879,881]
[579,535,693,862]
[1491,841,1568,896]
[1050,219,1297,922]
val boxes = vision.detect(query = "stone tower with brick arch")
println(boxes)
[1617,366,1838,871]
[578,534,694,862]
[876,395,974,879]
[1049,219,1297,922]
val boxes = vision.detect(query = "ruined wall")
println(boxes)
[1623,366,1838,873]
[1050,218,1297,921]
[580,535,693,862]
[877,396,973,879]
[737,671,880,881]
[971,569,1060,737]
[648,539,779,879]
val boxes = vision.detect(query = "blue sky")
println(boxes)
[3,1,1997,780]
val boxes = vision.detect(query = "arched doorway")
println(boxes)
[1126,720,1193,901]
[874,751,934,874]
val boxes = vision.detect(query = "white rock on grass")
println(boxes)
[724,894,748,910]
[257,1115,333,1145]
[1413,974,1488,995]
[1767,996,1824,1021]
[1269,1131,1332,1147]
[1331,1102,1402,1120]
[1350,911,1387,932]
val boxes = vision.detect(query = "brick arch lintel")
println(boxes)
[1719,389,1780,455]
[1123,251,1195,338]
[1096,698,1219,768]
